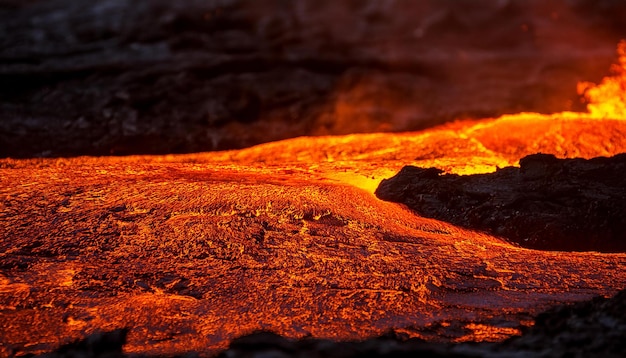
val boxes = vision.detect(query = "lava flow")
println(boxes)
[1,42,626,357]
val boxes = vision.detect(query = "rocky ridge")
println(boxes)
[376,153,626,252]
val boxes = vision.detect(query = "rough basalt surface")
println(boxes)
[2,0,626,157]
[375,153,626,252]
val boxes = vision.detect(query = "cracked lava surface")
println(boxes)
[2,42,626,358]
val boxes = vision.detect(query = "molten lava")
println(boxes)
[1,43,626,357]
[578,40,626,119]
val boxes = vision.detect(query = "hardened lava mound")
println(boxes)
[376,153,626,252]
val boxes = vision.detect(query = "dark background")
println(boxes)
[1,0,625,158]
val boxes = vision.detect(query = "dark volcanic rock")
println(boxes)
[375,153,626,252]
[499,289,626,358]
[218,332,474,358]
[38,329,127,358]
[1,0,626,157]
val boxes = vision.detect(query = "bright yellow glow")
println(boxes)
[578,40,626,119]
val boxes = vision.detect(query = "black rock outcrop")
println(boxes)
[375,153,626,252]
[502,289,626,357]
[38,329,127,358]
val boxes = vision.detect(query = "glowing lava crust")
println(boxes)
[1,43,626,357]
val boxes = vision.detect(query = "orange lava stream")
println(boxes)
[1,43,626,357]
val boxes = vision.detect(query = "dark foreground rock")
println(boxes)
[375,153,626,252]
[500,289,626,357]
[2,0,626,157]
[38,329,128,358]
[37,289,626,357]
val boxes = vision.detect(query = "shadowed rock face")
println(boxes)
[2,0,626,158]
[375,153,626,252]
